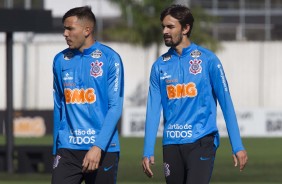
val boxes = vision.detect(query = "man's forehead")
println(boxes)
[64,16,79,24]
[64,16,87,27]
[163,15,179,23]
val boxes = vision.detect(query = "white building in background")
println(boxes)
[1,0,282,110]
[1,37,282,110]
[0,0,281,137]
[44,0,120,17]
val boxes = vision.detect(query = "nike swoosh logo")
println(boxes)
[104,165,113,172]
[200,157,210,161]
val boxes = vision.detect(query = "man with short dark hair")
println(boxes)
[142,4,248,184]
[52,6,124,184]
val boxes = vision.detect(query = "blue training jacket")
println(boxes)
[52,41,124,155]
[143,43,245,158]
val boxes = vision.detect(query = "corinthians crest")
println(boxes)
[90,61,103,78]
[189,59,202,75]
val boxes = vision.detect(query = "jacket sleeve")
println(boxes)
[93,53,124,150]
[52,56,63,155]
[209,54,245,154]
[143,63,162,158]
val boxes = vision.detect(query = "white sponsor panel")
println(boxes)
[217,108,282,137]
[122,107,163,137]
[122,107,282,137]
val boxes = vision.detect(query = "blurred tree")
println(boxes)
[105,0,219,106]
[190,6,220,52]
[105,0,219,56]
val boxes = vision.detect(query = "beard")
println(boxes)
[163,34,183,47]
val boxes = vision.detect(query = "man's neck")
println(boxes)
[79,38,95,53]
[174,39,191,56]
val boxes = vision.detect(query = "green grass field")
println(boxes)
[0,136,281,184]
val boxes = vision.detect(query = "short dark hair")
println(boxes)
[62,6,96,27]
[160,4,194,37]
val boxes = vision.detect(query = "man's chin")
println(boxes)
[164,41,173,47]
[68,45,75,50]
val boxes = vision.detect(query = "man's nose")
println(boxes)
[63,30,69,37]
[163,27,169,35]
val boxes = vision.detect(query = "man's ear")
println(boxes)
[84,26,91,37]
[182,24,190,35]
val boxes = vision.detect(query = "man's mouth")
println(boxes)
[163,35,172,40]
[65,39,71,44]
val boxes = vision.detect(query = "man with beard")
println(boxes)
[142,4,248,184]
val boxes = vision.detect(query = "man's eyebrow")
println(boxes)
[162,24,175,27]
[64,26,72,30]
